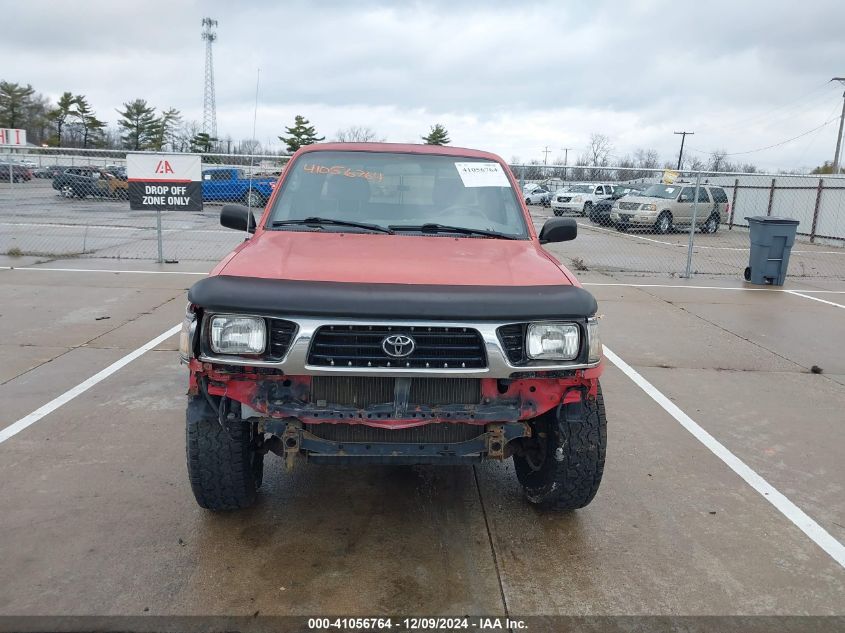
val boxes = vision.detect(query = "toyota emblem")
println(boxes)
[382,334,415,358]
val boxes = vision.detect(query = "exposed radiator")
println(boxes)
[310,376,481,407]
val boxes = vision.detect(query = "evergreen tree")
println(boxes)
[74,96,106,148]
[422,123,450,145]
[150,107,182,151]
[279,115,324,153]
[47,92,77,146]
[190,132,218,153]
[116,99,158,150]
[0,81,36,129]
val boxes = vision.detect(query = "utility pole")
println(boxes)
[542,146,551,165]
[560,147,574,185]
[831,78,845,174]
[674,131,694,170]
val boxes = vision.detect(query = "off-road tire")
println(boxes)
[186,396,263,511]
[514,384,607,510]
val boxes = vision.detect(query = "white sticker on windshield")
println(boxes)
[665,187,675,193]
[454,162,510,187]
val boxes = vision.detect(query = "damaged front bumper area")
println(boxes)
[189,366,599,464]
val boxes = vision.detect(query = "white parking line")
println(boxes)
[0,324,181,445]
[787,290,845,309]
[582,282,845,294]
[0,266,208,275]
[603,345,845,569]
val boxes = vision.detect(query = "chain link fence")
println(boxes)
[513,164,845,279]
[0,147,287,262]
[1,148,843,280]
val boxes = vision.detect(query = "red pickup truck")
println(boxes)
[181,143,606,512]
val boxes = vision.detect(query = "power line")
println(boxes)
[694,81,838,134]
[687,116,840,157]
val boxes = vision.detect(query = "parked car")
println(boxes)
[524,185,552,205]
[589,183,647,225]
[181,142,607,512]
[201,168,276,207]
[52,167,127,199]
[103,167,128,199]
[551,183,614,216]
[33,165,69,179]
[0,163,33,182]
[610,183,730,234]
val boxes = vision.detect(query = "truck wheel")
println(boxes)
[655,211,672,234]
[514,384,607,510]
[60,185,75,199]
[186,396,264,511]
[244,190,263,208]
[582,201,593,217]
[703,214,719,234]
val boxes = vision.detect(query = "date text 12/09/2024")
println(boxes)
[306,617,528,630]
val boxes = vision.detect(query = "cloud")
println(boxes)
[2,0,844,170]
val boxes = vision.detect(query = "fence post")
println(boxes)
[156,209,164,264]
[682,171,702,278]
[729,178,738,229]
[810,178,824,243]
[766,178,776,216]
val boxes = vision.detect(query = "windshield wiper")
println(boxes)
[271,217,394,234]
[389,223,518,240]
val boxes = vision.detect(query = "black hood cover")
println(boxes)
[188,275,598,321]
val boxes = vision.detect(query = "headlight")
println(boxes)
[641,203,656,212]
[572,195,583,202]
[526,323,580,361]
[587,317,602,363]
[179,304,197,360]
[209,315,266,354]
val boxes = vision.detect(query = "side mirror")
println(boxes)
[220,204,256,233]
[539,217,577,244]
[679,194,690,202]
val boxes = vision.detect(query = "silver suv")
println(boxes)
[610,183,730,234]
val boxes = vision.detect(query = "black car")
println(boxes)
[52,167,117,199]
[589,183,647,225]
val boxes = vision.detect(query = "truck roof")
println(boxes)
[295,142,505,162]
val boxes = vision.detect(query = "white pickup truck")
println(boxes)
[551,183,614,216]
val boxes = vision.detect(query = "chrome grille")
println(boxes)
[308,325,486,369]
[497,323,526,364]
[267,319,297,360]
[558,196,571,203]
[619,201,640,211]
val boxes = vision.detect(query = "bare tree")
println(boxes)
[588,133,613,167]
[708,149,728,173]
[334,126,385,143]
[239,138,262,155]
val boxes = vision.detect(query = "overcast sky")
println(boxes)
[4,0,845,170]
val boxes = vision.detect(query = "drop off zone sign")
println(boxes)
[127,154,203,211]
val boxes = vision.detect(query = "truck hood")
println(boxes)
[218,230,572,286]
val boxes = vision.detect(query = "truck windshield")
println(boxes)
[267,151,528,238]
[642,184,681,199]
